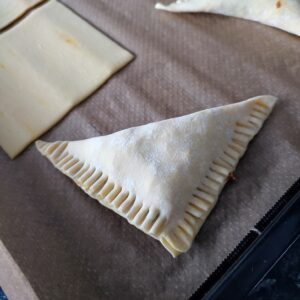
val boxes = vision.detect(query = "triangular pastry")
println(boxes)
[155,0,300,36]
[36,96,277,257]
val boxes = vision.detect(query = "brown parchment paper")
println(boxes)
[0,0,300,299]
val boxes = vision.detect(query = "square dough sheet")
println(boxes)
[0,0,133,159]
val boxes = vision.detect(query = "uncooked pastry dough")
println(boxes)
[155,0,300,36]
[36,96,277,257]
[0,0,133,159]
[0,0,45,30]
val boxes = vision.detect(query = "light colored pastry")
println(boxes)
[0,0,45,30]
[36,96,277,257]
[155,0,300,36]
[0,0,133,159]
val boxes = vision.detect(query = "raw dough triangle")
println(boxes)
[36,96,277,257]
[155,0,300,36]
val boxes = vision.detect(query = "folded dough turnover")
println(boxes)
[0,0,45,30]
[36,96,277,257]
[0,0,133,159]
[155,0,300,36]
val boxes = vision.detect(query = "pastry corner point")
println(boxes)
[155,2,169,10]
[35,140,48,153]
[256,95,278,110]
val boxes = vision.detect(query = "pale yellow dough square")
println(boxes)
[0,0,133,159]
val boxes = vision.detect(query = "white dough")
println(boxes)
[155,0,300,36]
[36,96,277,256]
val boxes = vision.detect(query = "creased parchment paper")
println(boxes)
[0,0,299,299]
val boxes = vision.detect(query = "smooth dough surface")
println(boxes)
[0,0,133,159]
[0,0,45,30]
[36,96,277,257]
[155,0,300,36]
